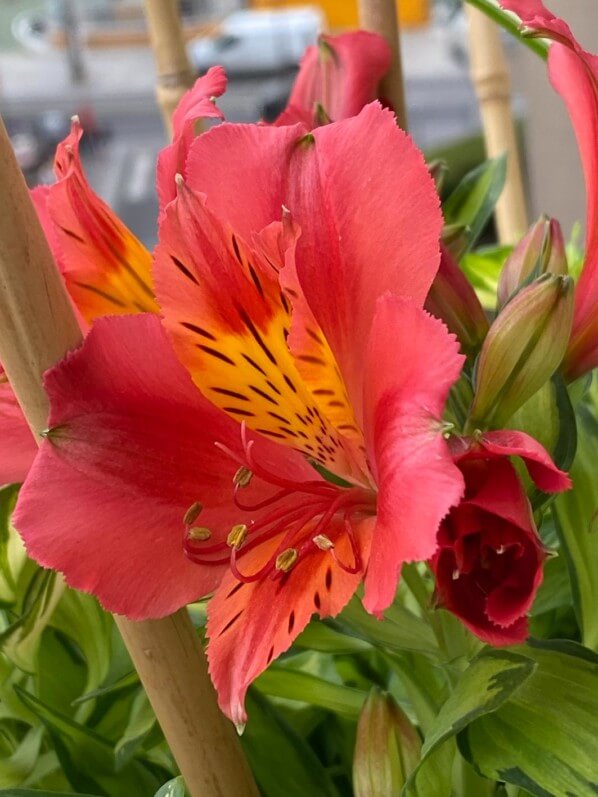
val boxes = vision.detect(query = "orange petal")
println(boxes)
[154,181,352,477]
[207,515,374,726]
[46,118,158,322]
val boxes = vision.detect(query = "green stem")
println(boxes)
[401,564,445,647]
[464,0,550,61]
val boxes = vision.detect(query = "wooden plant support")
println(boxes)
[465,4,529,244]
[142,0,195,136]
[358,0,408,130]
[0,117,259,797]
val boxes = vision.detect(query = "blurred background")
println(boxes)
[0,0,595,249]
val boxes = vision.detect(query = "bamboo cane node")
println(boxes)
[158,70,195,89]
[474,73,511,102]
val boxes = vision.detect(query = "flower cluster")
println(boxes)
[1,3,595,728]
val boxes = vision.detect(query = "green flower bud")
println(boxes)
[497,216,567,309]
[469,273,574,428]
[353,687,421,797]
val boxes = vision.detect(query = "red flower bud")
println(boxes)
[431,457,545,645]
[425,246,489,355]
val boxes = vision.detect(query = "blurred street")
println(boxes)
[0,1,483,247]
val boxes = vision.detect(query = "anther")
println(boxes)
[313,534,334,551]
[183,501,203,525]
[275,548,298,572]
[234,466,253,488]
[496,545,506,555]
[452,568,460,580]
[227,524,248,550]
[188,526,211,542]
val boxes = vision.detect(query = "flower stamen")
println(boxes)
[227,524,248,550]
[275,548,298,572]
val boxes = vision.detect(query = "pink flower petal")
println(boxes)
[452,429,571,493]
[275,31,391,126]
[185,104,442,423]
[157,67,227,211]
[289,104,443,422]
[501,1,598,377]
[0,380,37,485]
[362,296,465,615]
[207,516,374,726]
[185,120,305,241]
[13,314,310,619]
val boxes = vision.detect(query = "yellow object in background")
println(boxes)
[249,0,430,30]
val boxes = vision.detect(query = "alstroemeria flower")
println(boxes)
[501,1,598,378]
[157,32,391,211]
[15,103,466,726]
[432,429,571,643]
[1,121,156,486]
[0,72,225,486]
[0,32,394,486]
[274,31,391,127]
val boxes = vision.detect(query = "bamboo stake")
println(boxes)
[358,0,408,130]
[465,4,529,244]
[0,116,259,797]
[142,0,195,136]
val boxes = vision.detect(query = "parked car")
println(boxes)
[189,7,324,76]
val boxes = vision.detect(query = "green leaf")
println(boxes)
[0,485,20,603]
[14,687,160,797]
[336,596,439,658]
[403,649,536,797]
[114,690,155,771]
[153,777,186,797]
[0,728,44,788]
[421,650,534,757]
[255,667,366,718]
[443,156,507,257]
[531,554,572,617]
[459,640,598,796]
[0,569,65,672]
[553,400,598,649]
[50,590,113,701]
[294,619,371,654]
[461,245,511,309]
[71,670,139,706]
[509,375,577,511]
[242,690,340,797]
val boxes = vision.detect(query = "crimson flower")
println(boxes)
[433,429,571,643]
[501,0,598,379]
[14,102,466,726]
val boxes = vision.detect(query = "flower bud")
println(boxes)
[497,216,567,308]
[425,246,489,355]
[353,687,421,797]
[469,274,574,428]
